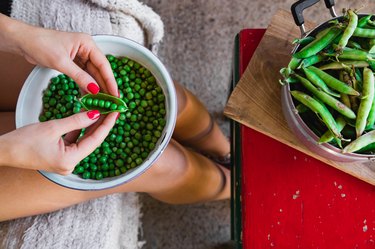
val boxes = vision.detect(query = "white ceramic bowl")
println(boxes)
[16,35,177,190]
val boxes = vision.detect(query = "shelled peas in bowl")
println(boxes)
[39,55,167,180]
[280,10,375,155]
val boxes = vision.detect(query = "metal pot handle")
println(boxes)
[291,0,337,37]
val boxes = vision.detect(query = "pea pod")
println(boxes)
[357,15,372,28]
[319,61,369,70]
[302,67,340,97]
[357,141,375,153]
[337,10,358,51]
[292,36,315,46]
[294,74,356,119]
[80,93,128,114]
[296,103,309,113]
[319,116,346,146]
[327,47,374,61]
[356,67,375,137]
[343,129,375,153]
[347,40,363,50]
[293,28,342,59]
[308,66,359,96]
[291,90,342,139]
[298,54,325,68]
[353,27,375,38]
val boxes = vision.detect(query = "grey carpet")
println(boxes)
[139,0,372,248]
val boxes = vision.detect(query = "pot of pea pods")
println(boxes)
[16,35,177,190]
[281,0,375,162]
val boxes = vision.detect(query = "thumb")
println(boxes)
[60,59,101,95]
[53,110,101,135]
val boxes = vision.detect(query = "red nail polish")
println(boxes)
[87,82,100,94]
[87,110,100,120]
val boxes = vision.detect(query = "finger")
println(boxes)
[59,58,101,95]
[76,115,106,142]
[86,61,109,94]
[68,112,117,160]
[88,45,118,96]
[53,110,101,136]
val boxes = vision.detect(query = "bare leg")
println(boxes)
[0,60,230,221]
[0,113,229,221]
[173,81,230,158]
[0,52,34,111]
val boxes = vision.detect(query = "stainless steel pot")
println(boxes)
[281,0,375,162]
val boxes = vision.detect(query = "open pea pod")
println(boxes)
[80,93,128,114]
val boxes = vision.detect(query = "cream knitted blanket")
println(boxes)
[11,0,164,52]
[2,0,165,248]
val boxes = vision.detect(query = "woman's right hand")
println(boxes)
[0,111,117,175]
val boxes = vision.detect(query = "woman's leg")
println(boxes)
[0,52,34,111]
[0,59,230,221]
[173,81,230,159]
[0,112,229,221]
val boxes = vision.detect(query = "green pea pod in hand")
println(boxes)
[308,66,359,96]
[291,90,342,139]
[356,67,375,137]
[80,93,128,114]
[294,74,356,119]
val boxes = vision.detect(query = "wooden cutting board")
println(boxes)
[224,9,375,186]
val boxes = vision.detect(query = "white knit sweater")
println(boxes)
[4,1,165,248]
[11,0,164,52]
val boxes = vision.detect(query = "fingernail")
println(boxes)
[116,112,120,120]
[87,82,100,94]
[117,91,121,98]
[87,110,100,120]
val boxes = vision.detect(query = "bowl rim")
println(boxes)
[16,35,177,190]
[281,83,375,162]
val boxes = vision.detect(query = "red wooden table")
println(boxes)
[231,29,375,249]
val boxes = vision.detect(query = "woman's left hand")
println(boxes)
[0,14,118,97]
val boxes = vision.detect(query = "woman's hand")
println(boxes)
[0,14,118,97]
[0,111,117,174]
[0,14,120,173]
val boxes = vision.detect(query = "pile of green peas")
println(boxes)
[39,55,167,180]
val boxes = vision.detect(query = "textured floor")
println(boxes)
[138,0,372,249]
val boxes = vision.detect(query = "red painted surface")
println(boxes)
[239,29,375,248]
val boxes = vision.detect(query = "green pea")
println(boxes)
[99,100,105,107]
[95,172,104,180]
[39,115,47,122]
[110,103,118,110]
[82,171,91,179]
[49,98,57,106]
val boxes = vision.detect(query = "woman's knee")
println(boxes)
[150,139,190,180]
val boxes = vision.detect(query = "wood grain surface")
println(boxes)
[224,9,375,186]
